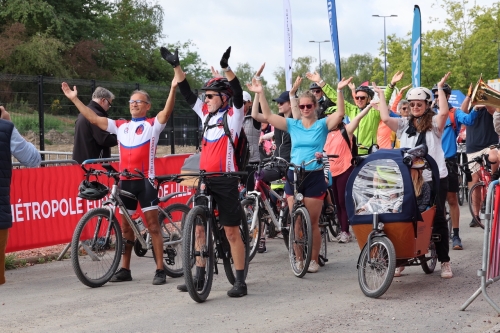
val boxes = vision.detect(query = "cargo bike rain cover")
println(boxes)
[345,149,440,225]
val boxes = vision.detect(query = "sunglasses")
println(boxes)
[355,96,367,101]
[409,102,425,108]
[129,100,149,105]
[433,95,439,99]
[299,104,314,110]
[205,93,220,100]
[277,102,285,106]
[311,89,322,94]
[401,107,408,111]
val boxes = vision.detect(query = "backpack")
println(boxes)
[338,122,358,164]
[448,107,456,132]
[201,110,250,171]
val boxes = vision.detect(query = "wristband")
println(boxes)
[254,75,262,81]
[337,89,342,93]
[389,83,395,89]
[223,66,231,72]
[318,80,324,85]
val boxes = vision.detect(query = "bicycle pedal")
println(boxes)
[431,234,441,242]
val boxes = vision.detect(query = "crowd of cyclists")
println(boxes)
[63,45,500,298]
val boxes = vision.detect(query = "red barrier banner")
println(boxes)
[6,154,193,253]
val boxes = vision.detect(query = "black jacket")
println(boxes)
[0,120,14,229]
[72,101,117,164]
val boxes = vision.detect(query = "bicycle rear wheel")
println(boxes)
[281,206,291,250]
[357,236,396,298]
[420,240,437,274]
[182,206,214,303]
[158,203,190,278]
[288,207,312,278]
[71,208,122,288]
[468,182,486,229]
[222,209,250,285]
[458,170,465,206]
[241,198,261,262]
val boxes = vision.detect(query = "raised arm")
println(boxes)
[157,77,177,124]
[247,78,287,131]
[289,76,302,119]
[251,91,266,123]
[373,82,399,132]
[345,104,373,137]
[435,72,452,132]
[61,82,108,131]
[326,77,351,130]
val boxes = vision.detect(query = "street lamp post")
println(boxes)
[372,14,397,86]
[309,40,330,77]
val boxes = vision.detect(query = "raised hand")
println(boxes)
[61,82,78,101]
[391,71,404,85]
[348,82,356,90]
[246,77,263,94]
[400,83,412,92]
[210,66,223,78]
[371,82,383,95]
[171,76,179,89]
[255,62,266,77]
[437,72,451,88]
[160,47,180,68]
[220,46,231,69]
[467,82,473,97]
[290,76,302,95]
[337,77,353,90]
[306,71,321,83]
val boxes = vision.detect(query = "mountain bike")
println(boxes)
[71,163,189,288]
[181,170,249,303]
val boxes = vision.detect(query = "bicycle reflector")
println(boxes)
[78,180,109,200]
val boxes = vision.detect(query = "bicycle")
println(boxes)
[181,170,249,303]
[71,163,189,288]
[456,142,468,206]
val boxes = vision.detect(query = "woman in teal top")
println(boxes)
[248,75,351,273]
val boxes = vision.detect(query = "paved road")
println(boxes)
[2,204,500,333]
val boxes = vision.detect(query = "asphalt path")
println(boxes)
[2,203,500,333]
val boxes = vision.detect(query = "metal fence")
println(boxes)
[0,74,201,155]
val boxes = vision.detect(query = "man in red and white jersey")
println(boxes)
[162,46,248,297]
[61,79,178,285]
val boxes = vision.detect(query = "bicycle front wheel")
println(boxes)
[241,198,261,262]
[182,206,214,303]
[158,203,190,278]
[288,207,312,278]
[222,208,250,285]
[71,208,122,288]
[357,236,396,298]
[468,182,486,229]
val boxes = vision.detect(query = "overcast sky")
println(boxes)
[160,0,493,85]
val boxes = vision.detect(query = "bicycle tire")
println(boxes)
[457,170,465,206]
[281,206,291,250]
[241,198,261,262]
[357,236,396,298]
[468,182,486,229]
[445,201,452,240]
[71,208,122,288]
[318,225,327,267]
[288,206,313,278]
[420,240,437,274]
[327,209,341,239]
[182,206,214,303]
[222,208,250,285]
[158,203,190,278]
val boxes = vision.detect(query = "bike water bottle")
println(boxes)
[134,216,146,232]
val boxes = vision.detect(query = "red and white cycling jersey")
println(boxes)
[107,116,166,179]
[193,99,244,172]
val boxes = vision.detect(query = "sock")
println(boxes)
[453,228,459,238]
[235,269,245,283]
[195,266,206,279]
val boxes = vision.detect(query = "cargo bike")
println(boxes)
[345,145,441,298]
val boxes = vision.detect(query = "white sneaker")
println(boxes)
[441,262,453,278]
[394,266,405,277]
[308,260,320,273]
[296,260,304,271]
[338,231,350,243]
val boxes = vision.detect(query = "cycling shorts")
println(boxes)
[119,179,159,214]
[206,176,243,227]
[284,169,327,198]
[445,157,459,193]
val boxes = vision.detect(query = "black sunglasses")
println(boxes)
[355,96,367,101]
[205,93,220,100]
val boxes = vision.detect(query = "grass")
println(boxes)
[5,254,16,270]
[10,112,76,135]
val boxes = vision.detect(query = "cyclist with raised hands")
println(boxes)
[162,46,248,297]
[247,75,348,273]
[61,78,177,285]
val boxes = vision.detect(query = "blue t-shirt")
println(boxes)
[286,117,328,171]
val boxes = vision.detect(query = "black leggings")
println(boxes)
[428,177,450,263]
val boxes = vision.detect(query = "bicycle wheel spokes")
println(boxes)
[182,206,213,303]
[358,236,396,298]
[222,208,250,285]
[288,207,312,278]
[241,198,261,261]
[71,208,122,288]
[159,203,190,278]
[468,182,485,229]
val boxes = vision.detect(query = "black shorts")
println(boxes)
[206,176,243,227]
[445,157,459,193]
[119,179,159,213]
[284,169,327,198]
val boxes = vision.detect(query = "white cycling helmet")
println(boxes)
[406,87,433,104]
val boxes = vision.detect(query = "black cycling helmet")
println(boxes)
[355,85,375,99]
[309,82,321,90]
[199,77,233,97]
[78,180,109,200]
[431,83,452,95]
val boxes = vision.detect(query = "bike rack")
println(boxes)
[460,180,500,314]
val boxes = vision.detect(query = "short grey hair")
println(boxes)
[92,87,115,101]
[398,99,409,110]
[131,90,151,104]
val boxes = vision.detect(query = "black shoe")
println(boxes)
[152,269,167,285]
[469,219,480,228]
[177,277,204,292]
[257,239,267,253]
[227,281,247,297]
[110,268,132,282]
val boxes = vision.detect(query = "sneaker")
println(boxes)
[338,231,351,243]
[452,235,463,250]
[296,260,304,271]
[469,219,480,228]
[308,260,320,273]
[177,277,204,292]
[110,268,132,282]
[227,281,247,297]
[394,266,405,277]
[257,239,267,253]
[441,262,453,279]
[152,269,167,285]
